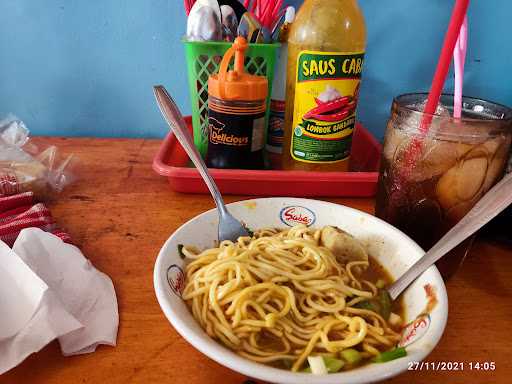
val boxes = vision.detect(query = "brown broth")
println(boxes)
[362,256,405,326]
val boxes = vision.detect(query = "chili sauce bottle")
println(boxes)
[206,37,268,170]
[282,0,366,171]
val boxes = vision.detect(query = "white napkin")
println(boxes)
[0,228,119,374]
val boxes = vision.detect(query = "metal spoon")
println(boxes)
[153,85,250,242]
[220,4,238,38]
[237,12,261,42]
[388,171,512,300]
[187,3,223,41]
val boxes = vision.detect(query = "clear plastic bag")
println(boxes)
[0,115,77,199]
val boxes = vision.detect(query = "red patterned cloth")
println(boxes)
[0,191,33,213]
[0,192,72,246]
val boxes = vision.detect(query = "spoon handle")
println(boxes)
[153,86,228,215]
[388,172,512,300]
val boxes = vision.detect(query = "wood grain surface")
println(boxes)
[1,138,510,384]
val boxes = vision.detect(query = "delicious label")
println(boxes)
[206,110,265,169]
[291,51,364,163]
[209,117,249,146]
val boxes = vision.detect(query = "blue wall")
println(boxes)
[0,0,510,140]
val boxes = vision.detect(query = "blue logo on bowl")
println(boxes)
[280,206,316,227]
[167,264,185,297]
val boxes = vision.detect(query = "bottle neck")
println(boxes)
[303,0,361,9]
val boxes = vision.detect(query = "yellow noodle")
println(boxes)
[182,225,401,372]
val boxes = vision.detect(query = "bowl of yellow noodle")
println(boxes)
[154,198,448,384]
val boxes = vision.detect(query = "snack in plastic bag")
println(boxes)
[0,115,77,199]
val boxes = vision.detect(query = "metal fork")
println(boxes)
[153,85,249,242]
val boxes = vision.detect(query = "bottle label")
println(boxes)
[266,99,285,154]
[206,108,265,169]
[291,50,365,163]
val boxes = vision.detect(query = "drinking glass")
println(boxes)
[376,93,512,279]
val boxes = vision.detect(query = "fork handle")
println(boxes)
[153,86,228,216]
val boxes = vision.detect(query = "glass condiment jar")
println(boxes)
[206,37,268,169]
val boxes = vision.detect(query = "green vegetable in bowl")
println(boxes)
[354,289,392,320]
[323,357,345,373]
[303,356,345,374]
[378,289,392,319]
[372,347,407,363]
[340,348,362,365]
[353,300,378,312]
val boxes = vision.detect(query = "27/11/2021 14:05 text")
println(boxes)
[408,361,496,371]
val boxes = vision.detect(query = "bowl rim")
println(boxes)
[154,197,448,384]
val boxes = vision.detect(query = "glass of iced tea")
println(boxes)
[376,93,512,279]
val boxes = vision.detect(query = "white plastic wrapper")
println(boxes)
[0,115,77,199]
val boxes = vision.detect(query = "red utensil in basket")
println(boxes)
[153,117,381,197]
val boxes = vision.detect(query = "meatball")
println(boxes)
[320,226,368,263]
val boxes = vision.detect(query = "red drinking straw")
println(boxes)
[420,0,470,131]
[400,0,471,173]
[184,0,194,16]
[261,0,273,28]
[271,0,284,24]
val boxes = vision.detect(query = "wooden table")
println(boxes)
[1,138,511,384]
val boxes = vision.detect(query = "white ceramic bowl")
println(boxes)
[154,198,448,384]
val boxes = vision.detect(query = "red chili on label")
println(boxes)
[304,96,355,122]
[308,108,351,122]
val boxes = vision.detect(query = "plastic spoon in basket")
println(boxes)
[387,171,512,301]
[153,85,250,242]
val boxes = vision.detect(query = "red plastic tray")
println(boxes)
[153,117,382,197]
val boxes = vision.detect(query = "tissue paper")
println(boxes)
[0,228,119,374]
[12,228,119,355]
[0,241,82,374]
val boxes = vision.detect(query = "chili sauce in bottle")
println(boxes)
[282,0,366,171]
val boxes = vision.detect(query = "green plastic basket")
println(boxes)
[184,40,280,157]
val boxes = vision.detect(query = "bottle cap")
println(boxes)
[208,37,268,101]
